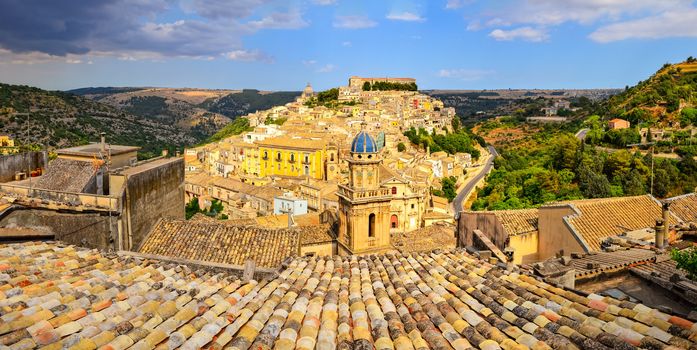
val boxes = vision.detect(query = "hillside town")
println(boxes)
[183,77,480,239]
[0,73,695,350]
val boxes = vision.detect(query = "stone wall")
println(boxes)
[0,151,47,183]
[0,208,115,249]
[125,158,185,250]
[457,212,507,249]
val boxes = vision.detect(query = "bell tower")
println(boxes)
[337,125,392,255]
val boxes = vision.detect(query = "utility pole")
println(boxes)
[627,142,655,196]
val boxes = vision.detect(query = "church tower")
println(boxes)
[325,142,339,181]
[337,126,392,254]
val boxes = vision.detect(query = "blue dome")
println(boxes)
[351,131,377,153]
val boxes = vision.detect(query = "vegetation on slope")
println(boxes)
[471,121,697,210]
[0,83,194,157]
[202,117,252,144]
[606,57,697,126]
[204,89,300,118]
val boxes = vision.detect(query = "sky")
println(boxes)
[0,0,696,91]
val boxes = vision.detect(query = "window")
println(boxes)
[304,154,309,163]
[277,152,282,161]
[411,204,415,209]
[263,151,268,159]
[368,213,376,238]
[304,166,309,175]
[290,153,295,162]
[330,153,335,162]
[391,215,398,229]
[391,187,397,195]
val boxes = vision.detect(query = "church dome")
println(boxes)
[351,131,377,153]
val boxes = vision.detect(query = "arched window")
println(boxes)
[391,215,398,229]
[277,152,282,161]
[368,213,376,238]
[330,153,335,162]
[391,186,397,195]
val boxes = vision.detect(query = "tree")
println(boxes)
[578,163,612,198]
[672,247,697,280]
[548,133,580,170]
[185,198,201,220]
[623,169,646,195]
[397,142,406,152]
[363,81,371,91]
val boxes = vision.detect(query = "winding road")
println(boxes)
[452,145,497,213]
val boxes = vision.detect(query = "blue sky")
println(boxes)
[0,0,696,91]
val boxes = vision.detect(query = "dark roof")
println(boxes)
[3,241,697,349]
[350,130,377,153]
[33,158,96,193]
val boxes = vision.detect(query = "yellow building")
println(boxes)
[0,136,18,155]
[241,136,338,182]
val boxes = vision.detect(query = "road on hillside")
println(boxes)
[452,145,497,213]
[575,128,590,140]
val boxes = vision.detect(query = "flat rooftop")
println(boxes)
[56,143,141,156]
[116,157,182,176]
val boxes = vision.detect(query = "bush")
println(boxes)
[672,247,697,280]
[397,142,406,152]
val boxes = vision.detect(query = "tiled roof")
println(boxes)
[391,222,456,253]
[34,158,96,193]
[492,209,539,236]
[532,248,657,281]
[668,193,697,223]
[3,241,697,350]
[138,219,300,268]
[562,195,677,251]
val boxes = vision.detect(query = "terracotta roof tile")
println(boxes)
[492,209,539,236]
[1,241,695,349]
[138,219,300,268]
[34,158,97,193]
[562,195,677,251]
[668,193,697,223]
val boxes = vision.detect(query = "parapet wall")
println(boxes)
[0,208,115,249]
[125,158,185,250]
[0,151,47,183]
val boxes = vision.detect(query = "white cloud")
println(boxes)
[386,12,425,22]
[590,9,697,42]
[312,0,336,5]
[316,64,336,73]
[302,59,317,66]
[445,0,466,9]
[489,27,549,42]
[485,0,691,27]
[66,59,82,64]
[223,49,273,62]
[470,0,696,42]
[341,41,352,47]
[247,11,309,30]
[437,68,493,81]
[333,15,377,29]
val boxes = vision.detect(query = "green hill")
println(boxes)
[606,57,697,126]
[0,83,196,157]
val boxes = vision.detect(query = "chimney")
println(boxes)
[100,132,106,153]
[659,202,671,249]
[655,219,665,249]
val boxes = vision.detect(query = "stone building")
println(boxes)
[0,147,184,251]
